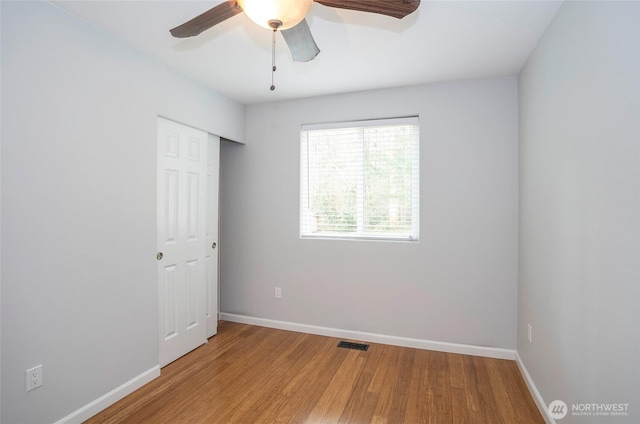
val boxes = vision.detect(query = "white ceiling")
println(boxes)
[51,0,562,105]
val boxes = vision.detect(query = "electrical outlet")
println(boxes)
[275,287,282,299]
[26,365,43,392]
[528,324,532,344]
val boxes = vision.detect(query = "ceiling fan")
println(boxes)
[170,0,421,63]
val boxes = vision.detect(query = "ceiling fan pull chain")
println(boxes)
[270,27,277,91]
[268,20,282,91]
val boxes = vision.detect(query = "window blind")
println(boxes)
[300,117,419,241]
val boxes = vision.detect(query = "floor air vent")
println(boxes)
[337,341,369,351]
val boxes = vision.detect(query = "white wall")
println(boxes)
[0,1,244,423]
[220,77,519,349]
[0,2,3,418]
[518,1,640,423]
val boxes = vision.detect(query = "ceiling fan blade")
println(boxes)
[170,0,242,38]
[281,19,321,62]
[314,0,420,19]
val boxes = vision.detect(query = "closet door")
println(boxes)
[157,117,208,367]
[205,134,220,338]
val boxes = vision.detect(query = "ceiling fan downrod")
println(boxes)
[269,19,282,91]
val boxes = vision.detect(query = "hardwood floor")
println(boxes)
[85,321,544,423]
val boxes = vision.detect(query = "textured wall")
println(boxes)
[220,77,519,350]
[518,2,640,422]
[0,2,243,422]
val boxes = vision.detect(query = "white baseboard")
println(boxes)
[515,352,554,424]
[53,365,160,424]
[220,313,516,360]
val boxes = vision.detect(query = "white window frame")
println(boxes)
[300,116,420,241]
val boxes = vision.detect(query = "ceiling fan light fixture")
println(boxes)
[238,0,312,30]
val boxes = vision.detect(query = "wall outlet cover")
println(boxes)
[26,365,43,392]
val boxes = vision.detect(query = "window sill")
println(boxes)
[300,234,419,242]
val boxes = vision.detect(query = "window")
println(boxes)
[301,117,419,241]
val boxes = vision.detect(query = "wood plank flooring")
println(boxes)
[85,321,544,424]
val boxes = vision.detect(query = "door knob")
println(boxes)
[212,242,217,249]
[157,252,163,260]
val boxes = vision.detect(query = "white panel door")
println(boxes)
[157,117,208,367]
[205,134,220,338]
